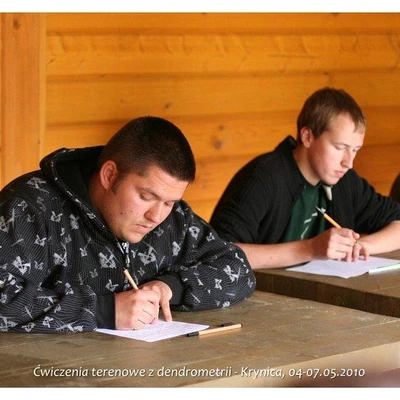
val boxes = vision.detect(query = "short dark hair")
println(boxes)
[296,87,366,143]
[98,116,196,182]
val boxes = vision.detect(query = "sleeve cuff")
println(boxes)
[95,294,116,329]
[155,272,185,305]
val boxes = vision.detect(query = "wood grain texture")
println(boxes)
[254,250,400,318]
[0,290,399,387]
[46,13,400,34]
[46,33,400,77]
[0,14,46,186]
[2,13,400,221]
[46,75,328,124]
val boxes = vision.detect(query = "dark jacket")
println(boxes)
[211,136,400,244]
[390,173,400,202]
[0,147,256,333]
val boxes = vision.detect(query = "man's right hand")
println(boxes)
[311,227,362,262]
[114,287,161,330]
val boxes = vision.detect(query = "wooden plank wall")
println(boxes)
[2,13,400,221]
[0,14,45,188]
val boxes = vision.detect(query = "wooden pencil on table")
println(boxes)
[187,323,243,337]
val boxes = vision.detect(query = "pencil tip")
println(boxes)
[314,205,324,214]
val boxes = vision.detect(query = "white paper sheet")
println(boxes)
[287,256,400,279]
[96,320,209,342]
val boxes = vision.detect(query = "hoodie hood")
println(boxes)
[38,146,112,236]
[40,146,103,206]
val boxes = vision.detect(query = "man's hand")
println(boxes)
[114,280,173,330]
[351,239,370,262]
[311,227,368,262]
[139,280,173,323]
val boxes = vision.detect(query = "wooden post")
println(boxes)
[0,13,46,188]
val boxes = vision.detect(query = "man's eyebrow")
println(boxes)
[141,187,182,203]
[334,141,363,149]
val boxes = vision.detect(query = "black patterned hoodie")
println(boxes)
[0,147,256,333]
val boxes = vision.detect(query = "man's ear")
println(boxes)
[300,127,314,148]
[99,160,118,190]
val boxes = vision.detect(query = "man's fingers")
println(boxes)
[160,300,172,322]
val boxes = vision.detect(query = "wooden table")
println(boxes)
[255,250,400,318]
[1,291,399,388]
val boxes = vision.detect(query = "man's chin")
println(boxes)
[132,234,146,243]
[120,232,146,244]
[323,176,342,186]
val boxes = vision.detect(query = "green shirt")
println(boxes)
[282,181,328,242]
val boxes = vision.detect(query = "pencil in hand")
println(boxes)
[315,206,342,229]
[123,268,139,290]
[315,205,359,245]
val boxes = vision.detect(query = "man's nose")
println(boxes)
[145,203,163,224]
[342,149,355,169]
